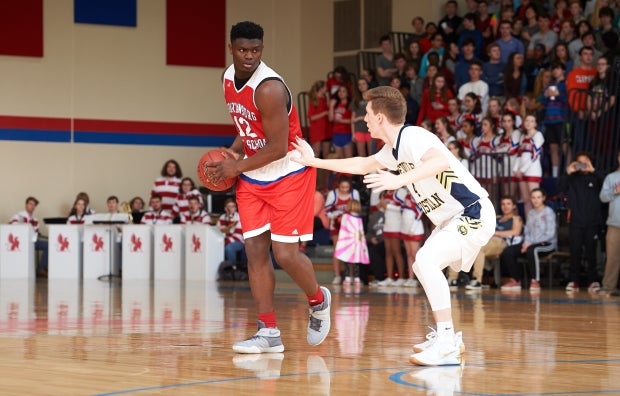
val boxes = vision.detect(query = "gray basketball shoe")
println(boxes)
[307,286,331,345]
[233,321,285,354]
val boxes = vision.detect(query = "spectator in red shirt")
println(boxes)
[417,73,454,124]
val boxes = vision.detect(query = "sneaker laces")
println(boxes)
[308,302,327,332]
[309,315,323,332]
[422,326,438,343]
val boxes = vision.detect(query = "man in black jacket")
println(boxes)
[557,151,604,292]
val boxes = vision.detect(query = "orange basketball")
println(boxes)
[196,149,236,192]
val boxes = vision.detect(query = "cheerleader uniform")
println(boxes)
[400,191,425,241]
[513,131,545,183]
[494,130,520,182]
[383,188,406,238]
[470,135,500,183]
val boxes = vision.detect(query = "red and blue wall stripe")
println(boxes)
[0,116,235,147]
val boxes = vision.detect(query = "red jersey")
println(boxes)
[223,62,306,183]
[224,62,301,156]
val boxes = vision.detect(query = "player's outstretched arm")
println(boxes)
[363,147,449,193]
[291,136,382,175]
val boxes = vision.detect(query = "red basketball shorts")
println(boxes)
[236,167,316,243]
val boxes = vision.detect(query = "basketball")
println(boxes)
[196,149,236,192]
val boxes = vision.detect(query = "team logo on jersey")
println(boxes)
[457,216,482,235]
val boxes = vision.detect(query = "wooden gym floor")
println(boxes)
[0,276,618,395]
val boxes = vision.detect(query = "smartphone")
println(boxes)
[575,163,586,170]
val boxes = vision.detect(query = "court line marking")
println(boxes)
[93,358,620,395]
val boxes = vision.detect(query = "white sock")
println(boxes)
[436,321,455,338]
[552,166,559,178]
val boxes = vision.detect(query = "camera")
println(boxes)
[575,163,586,170]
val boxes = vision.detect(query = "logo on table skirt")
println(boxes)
[191,234,202,253]
[91,233,105,252]
[161,234,174,252]
[57,234,70,252]
[6,233,20,251]
[130,234,143,252]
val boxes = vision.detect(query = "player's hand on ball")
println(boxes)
[219,148,240,161]
[291,136,315,166]
[363,169,404,193]
[211,156,240,182]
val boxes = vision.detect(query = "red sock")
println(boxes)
[307,286,324,306]
[258,311,277,328]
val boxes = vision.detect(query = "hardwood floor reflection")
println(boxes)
[0,278,618,395]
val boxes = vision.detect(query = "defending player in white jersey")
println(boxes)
[292,85,496,366]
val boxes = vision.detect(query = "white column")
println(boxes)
[121,225,153,280]
[82,225,113,279]
[153,225,185,280]
[184,224,224,281]
[0,224,35,280]
[48,225,83,280]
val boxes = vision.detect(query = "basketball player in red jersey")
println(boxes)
[209,21,331,354]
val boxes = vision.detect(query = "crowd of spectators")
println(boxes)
[303,0,619,293]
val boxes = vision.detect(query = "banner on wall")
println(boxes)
[166,0,226,68]
[74,0,137,27]
[0,0,43,57]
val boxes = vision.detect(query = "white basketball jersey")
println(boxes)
[374,125,489,226]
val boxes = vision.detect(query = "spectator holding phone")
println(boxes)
[557,151,604,293]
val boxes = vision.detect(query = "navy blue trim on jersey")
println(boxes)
[463,201,481,219]
[449,181,482,213]
[239,165,307,186]
[391,124,410,160]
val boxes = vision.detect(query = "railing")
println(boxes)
[390,31,411,55]
[468,152,514,209]
[357,51,381,75]
[563,84,619,175]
